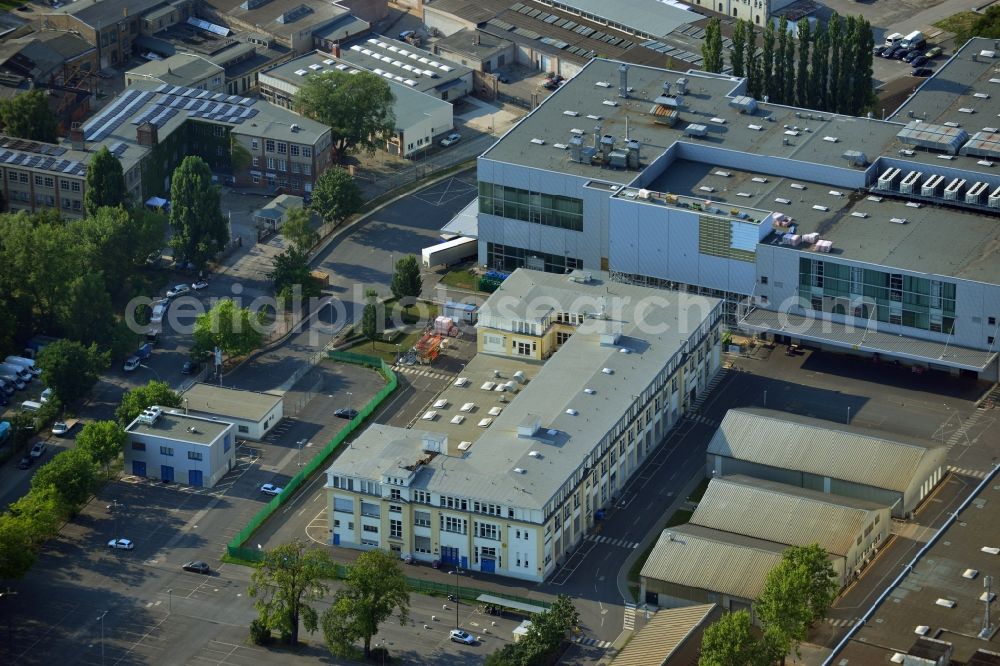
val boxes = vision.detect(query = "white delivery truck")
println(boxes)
[901,31,925,50]
[4,356,41,378]
[884,32,904,48]
[421,237,477,269]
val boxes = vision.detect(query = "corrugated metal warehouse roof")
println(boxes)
[640,524,787,602]
[706,409,944,493]
[611,604,718,666]
[691,475,888,557]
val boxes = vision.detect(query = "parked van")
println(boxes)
[901,31,925,50]
[884,32,904,48]
[21,400,43,412]
[4,356,40,378]
[0,373,26,391]
[150,302,167,324]
[0,363,32,383]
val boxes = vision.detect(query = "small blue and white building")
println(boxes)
[125,406,235,487]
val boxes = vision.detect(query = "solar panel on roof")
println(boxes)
[511,1,525,9]
[155,83,170,92]
[554,19,568,27]
[239,97,254,106]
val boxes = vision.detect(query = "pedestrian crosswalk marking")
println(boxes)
[584,534,639,549]
[825,617,856,628]
[394,365,454,381]
[948,465,988,479]
[576,636,613,649]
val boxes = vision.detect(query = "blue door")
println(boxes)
[441,546,459,566]
[481,558,496,574]
[161,465,174,482]
[460,555,468,569]
[188,469,203,487]
[132,461,146,477]
[333,533,340,545]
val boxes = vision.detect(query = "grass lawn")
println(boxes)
[934,11,976,37]
[439,264,479,291]
[343,330,424,364]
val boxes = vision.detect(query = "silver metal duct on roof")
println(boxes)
[896,120,968,155]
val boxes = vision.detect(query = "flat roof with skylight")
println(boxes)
[340,35,471,96]
[327,269,722,513]
[126,406,232,445]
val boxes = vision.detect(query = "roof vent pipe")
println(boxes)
[618,63,629,98]
[593,123,602,150]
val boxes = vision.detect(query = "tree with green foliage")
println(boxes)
[361,288,380,349]
[756,544,838,663]
[37,340,107,406]
[775,17,788,104]
[78,206,166,294]
[58,272,124,353]
[271,246,321,302]
[31,447,97,510]
[731,20,747,78]
[761,21,776,102]
[699,610,769,666]
[7,485,67,547]
[0,512,37,579]
[311,167,363,226]
[962,6,1000,40]
[702,18,724,73]
[828,14,842,112]
[809,24,829,111]
[0,89,57,142]
[116,380,181,426]
[796,20,811,107]
[484,595,579,665]
[294,70,396,159]
[248,540,334,645]
[321,548,410,659]
[84,147,126,216]
[169,156,228,268]
[193,298,264,360]
[744,24,762,99]
[281,207,317,252]
[76,420,127,477]
[849,16,875,115]
[390,255,422,306]
[781,18,796,105]
[8,411,36,452]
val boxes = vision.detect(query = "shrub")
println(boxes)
[249,619,272,645]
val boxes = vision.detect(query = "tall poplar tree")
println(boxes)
[745,26,762,99]
[731,20,746,78]
[702,18,724,73]
[782,19,796,105]
[796,20,811,107]
[828,14,842,112]
[775,17,788,104]
[761,21,776,102]
[809,25,829,110]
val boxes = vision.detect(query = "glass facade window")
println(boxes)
[478,182,583,232]
[798,258,956,334]
[486,242,582,274]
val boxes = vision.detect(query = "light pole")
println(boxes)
[297,439,305,466]
[97,610,108,665]
[448,568,462,629]
[140,364,161,381]
[346,391,353,414]
[167,589,172,614]
[396,344,401,366]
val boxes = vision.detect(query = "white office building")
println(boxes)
[125,406,236,487]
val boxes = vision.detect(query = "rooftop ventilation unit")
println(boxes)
[528,451,541,458]
[563,110,579,117]
[513,370,526,384]
[565,408,578,415]
[729,96,758,114]
[608,150,628,169]
[626,140,641,169]
[601,367,614,375]
[684,123,707,138]
[842,150,867,166]
[530,138,546,145]
[922,173,945,196]
[584,388,596,394]
[517,414,541,438]
[944,177,966,200]
[966,181,989,203]
[989,184,1000,208]
[899,170,923,195]
[618,63,629,98]
[568,135,584,162]
[877,167,901,190]
[595,81,612,88]
[513,467,526,474]
[602,100,618,107]
[137,406,163,425]
[600,133,615,158]
[675,77,688,95]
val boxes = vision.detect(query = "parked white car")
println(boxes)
[439,132,462,147]
[108,538,134,550]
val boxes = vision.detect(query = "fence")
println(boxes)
[227,351,397,562]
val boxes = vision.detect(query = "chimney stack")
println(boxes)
[333,42,340,58]
[137,121,159,147]
[70,122,86,151]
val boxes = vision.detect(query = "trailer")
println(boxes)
[443,301,478,325]
[421,237,476,269]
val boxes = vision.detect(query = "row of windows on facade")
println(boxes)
[250,174,309,189]
[250,138,313,157]
[251,157,312,175]
[6,191,82,211]
[129,442,202,459]
[8,172,82,191]
[478,182,584,232]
